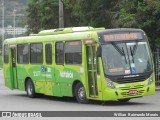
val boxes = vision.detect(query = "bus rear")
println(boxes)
[97,28,155,101]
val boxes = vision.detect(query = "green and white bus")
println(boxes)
[3,27,155,103]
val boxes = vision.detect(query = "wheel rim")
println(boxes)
[78,87,85,100]
[27,82,33,95]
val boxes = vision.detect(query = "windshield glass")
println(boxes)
[101,42,152,76]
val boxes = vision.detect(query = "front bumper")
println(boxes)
[102,81,155,101]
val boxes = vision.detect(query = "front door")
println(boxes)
[11,48,18,88]
[86,45,98,97]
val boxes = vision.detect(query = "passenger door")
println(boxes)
[86,45,98,97]
[10,46,18,89]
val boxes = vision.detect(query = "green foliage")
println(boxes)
[26,0,43,33]
[26,0,77,34]
[75,0,118,28]
[40,0,59,29]
[63,0,79,27]
[116,0,160,50]
[26,0,118,33]
[26,0,160,50]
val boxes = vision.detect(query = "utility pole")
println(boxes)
[59,0,64,28]
[1,0,4,41]
[13,8,16,38]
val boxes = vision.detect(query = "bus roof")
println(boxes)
[3,27,144,44]
[4,26,105,44]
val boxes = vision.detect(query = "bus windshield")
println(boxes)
[101,41,152,76]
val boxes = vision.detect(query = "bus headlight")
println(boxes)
[148,74,154,85]
[105,78,115,89]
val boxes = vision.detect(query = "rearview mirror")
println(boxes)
[97,46,101,57]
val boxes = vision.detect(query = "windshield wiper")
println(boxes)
[132,42,138,55]
[122,47,128,64]
[130,47,134,63]
[111,43,124,56]
[111,43,128,64]
[130,42,138,63]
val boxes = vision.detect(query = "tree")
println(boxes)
[26,0,119,34]
[26,0,77,34]
[74,0,118,28]
[63,0,80,27]
[26,0,59,34]
[39,0,59,29]
[26,0,42,33]
[116,0,160,50]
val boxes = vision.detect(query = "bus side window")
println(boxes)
[30,43,43,64]
[45,44,52,64]
[55,42,64,64]
[65,41,82,65]
[4,45,9,63]
[17,44,29,64]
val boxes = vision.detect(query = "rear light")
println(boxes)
[83,40,95,44]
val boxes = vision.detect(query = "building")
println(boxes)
[0,26,27,35]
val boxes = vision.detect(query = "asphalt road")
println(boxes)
[0,69,160,120]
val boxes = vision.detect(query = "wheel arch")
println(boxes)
[24,77,32,91]
[72,80,83,97]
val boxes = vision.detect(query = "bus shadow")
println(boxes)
[39,95,147,106]
[44,96,151,106]
[10,93,77,104]
[13,94,151,106]
[43,95,77,104]
[99,101,150,106]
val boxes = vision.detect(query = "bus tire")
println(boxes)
[75,83,89,104]
[118,98,130,102]
[26,79,36,98]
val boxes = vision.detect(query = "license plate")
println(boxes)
[128,90,138,95]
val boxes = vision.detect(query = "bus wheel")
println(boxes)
[26,79,36,98]
[75,83,89,104]
[118,99,130,102]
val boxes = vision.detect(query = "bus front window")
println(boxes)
[101,42,152,76]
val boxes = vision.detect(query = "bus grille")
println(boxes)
[119,85,144,90]
[121,90,145,97]
[119,85,145,97]
[115,76,147,84]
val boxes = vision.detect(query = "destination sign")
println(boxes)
[103,32,143,42]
